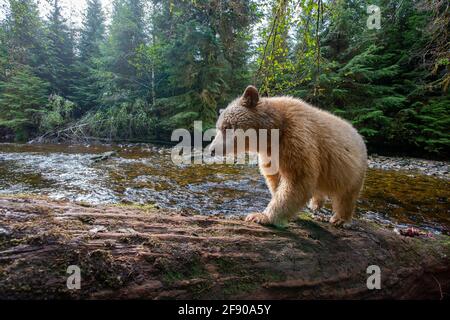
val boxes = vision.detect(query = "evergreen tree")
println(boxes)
[1,0,45,68]
[100,0,147,104]
[256,0,449,156]
[0,66,49,140]
[149,0,257,137]
[79,0,105,63]
[44,0,76,97]
[72,0,105,112]
[0,0,49,140]
[0,0,447,156]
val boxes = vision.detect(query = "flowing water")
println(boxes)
[0,143,448,234]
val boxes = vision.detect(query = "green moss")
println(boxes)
[222,279,259,297]
[363,169,450,228]
[0,240,19,250]
[162,271,185,283]
[214,257,286,298]
[438,235,450,246]
[259,270,286,282]
[25,232,62,246]
[220,271,286,297]
[76,201,93,208]
[160,256,209,285]
[214,257,242,275]
[298,211,313,221]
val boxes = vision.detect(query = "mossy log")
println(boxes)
[0,196,449,299]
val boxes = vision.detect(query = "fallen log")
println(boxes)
[0,196,448,299]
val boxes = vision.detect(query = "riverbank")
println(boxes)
[368,155,449,180]
[0,196,449,299]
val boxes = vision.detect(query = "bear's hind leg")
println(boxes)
[330,191,358,226]
[308,192,326,211]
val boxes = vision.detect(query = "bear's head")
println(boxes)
[208,86,279,156]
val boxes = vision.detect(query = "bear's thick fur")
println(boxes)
[210,86,367,226]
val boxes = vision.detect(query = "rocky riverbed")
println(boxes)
[368,155,449,180]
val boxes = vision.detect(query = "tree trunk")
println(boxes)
[0,196,448,299]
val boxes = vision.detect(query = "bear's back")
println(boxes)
[263,96,367,187]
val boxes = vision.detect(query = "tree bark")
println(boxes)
[0,196,449,299]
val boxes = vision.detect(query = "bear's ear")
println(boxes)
[242,85,259,108]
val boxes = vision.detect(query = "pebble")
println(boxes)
[0,227,11,236]
[368,155,449,180]
[89,225,108,234]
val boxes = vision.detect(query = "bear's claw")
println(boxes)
[329,214,350,227]
[245,212,271,225]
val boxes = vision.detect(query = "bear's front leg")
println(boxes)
[245,212,271,225]
[246,178,311,227]
[263,173,280,195]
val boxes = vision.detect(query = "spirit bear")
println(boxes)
[209,86,367,227]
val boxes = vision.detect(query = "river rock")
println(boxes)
[90,151,118,162]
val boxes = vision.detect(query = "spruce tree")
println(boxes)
[1,0,45,68]
[72,0,105,112]
[0,67,49,140]
[0,0,49,140]
[100,0,147,104]
[79,0,105,63]
[149,0,256,137]
[44,0,76,97]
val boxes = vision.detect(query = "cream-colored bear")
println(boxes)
[209,86,367,227]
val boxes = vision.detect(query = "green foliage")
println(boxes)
[409,98,450,154]
[255,0,295,95]
[255,0,449,156]
[42,0,76,97]
[39,95,76,133]
[0,0,447,157]
[0,67,49,140]
[99,0,147,104]
[71,0,106,112]
[80,99,153,140]
[151,91,217,139]
[1,0,45,67]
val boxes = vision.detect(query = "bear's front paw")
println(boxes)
[329,214,350,227]
[245,212,271,225]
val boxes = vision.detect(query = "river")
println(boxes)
[0,143,448,234]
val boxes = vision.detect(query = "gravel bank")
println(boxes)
[368,155,449,179]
